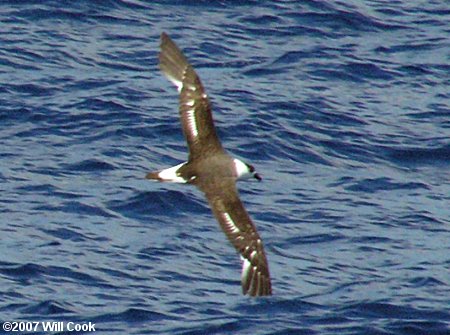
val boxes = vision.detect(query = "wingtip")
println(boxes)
[160,32,169,42]
[158,31,190,92]
[160,32,170,50]
[243,278,272,297]
[241,258,272,297]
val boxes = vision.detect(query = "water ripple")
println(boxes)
[1,1,449,334]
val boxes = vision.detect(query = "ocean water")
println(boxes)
[1,1,449,334]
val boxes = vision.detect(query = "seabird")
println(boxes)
[146,32,272,296]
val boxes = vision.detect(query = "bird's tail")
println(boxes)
[145,162,188,183]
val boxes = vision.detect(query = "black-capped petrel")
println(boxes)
[146,32,272,296]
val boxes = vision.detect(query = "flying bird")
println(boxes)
[146,32,272,296]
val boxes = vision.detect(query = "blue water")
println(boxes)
[1,1,449,334]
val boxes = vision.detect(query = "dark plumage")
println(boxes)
[146,33,271,296]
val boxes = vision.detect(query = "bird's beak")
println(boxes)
[254,173,262,181]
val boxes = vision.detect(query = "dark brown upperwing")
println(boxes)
[159,33,223,160]
[199,179,272,296]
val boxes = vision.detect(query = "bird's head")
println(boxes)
[233,158,262,181]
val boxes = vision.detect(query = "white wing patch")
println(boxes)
[185,107,199,138]
[166,74,183,92]
[186,83,197,92]
[241,257,251,281]
[185,99,195,107]
[223,212,241,234]
[241,256,259,294]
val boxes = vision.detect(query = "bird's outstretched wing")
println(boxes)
[199,179,272,296]
[159,33,223,160]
